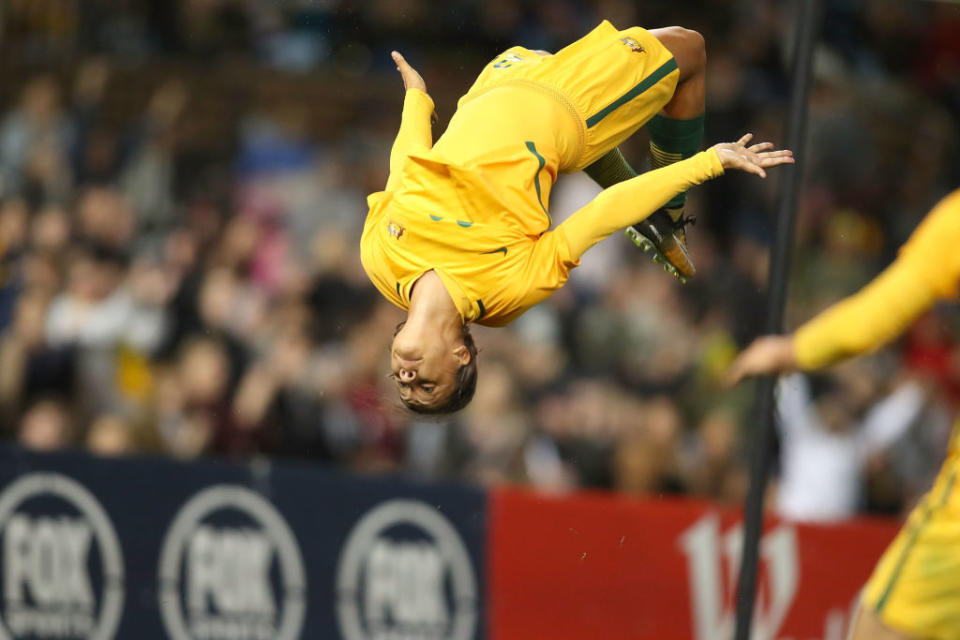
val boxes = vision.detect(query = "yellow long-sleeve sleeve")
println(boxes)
[385,89,435,192]
[794,188,960,370]
[792,258,940,369]
[558,149,725,259]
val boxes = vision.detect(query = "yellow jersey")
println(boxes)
[791,188,960,638]
[361,87,723,326]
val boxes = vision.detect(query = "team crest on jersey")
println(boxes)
[493,53,523,69]
[387,221,405,239]
[620,37,645,54]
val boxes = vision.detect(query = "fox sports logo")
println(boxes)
[158,486,306,640]
[336,499,478,640]
[0,473,124,640]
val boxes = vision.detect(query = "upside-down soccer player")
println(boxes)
[363,21,794,413]
[727,188,960,640]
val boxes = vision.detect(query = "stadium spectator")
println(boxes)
[775,370,928,521]
[17,398,72,452]
[0,0,956,519]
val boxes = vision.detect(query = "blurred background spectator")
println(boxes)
[0,0,957,520]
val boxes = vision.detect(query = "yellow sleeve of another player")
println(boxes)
[385,89,435,192]
[557,150,725,259]
[794,189,960,370]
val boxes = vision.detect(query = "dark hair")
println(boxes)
[401,324,478,415]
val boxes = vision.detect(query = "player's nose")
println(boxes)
[398,368,416,383]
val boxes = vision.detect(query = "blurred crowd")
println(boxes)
[1,0,959,521]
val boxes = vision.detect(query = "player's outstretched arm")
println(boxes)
[385,51,436,192]
[726,253,942,386]
[558,134,792,259]
[726,189,960,386]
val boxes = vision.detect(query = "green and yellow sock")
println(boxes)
[648,113,705,213]
[583,147,637,189]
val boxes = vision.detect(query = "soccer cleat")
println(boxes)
[625,209,696,282]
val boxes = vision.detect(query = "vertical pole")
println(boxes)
[732,1,820,639]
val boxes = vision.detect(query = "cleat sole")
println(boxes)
[625,228,687,284]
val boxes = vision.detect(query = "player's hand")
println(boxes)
[725,335,799,386]
[713,134,794,178]
[391,51,427,93]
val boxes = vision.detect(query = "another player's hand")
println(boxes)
[713,134,794,178]
[725,335,799,386]
[391,51,427,93]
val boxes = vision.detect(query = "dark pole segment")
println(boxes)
[733,0,820,639]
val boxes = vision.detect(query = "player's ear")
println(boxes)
[453,344,472,366]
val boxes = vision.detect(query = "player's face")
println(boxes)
[390,332,462,409]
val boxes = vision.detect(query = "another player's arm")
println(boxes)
[385,51,435,192]
[558,134,793,259]
[727,190,960,383]
[726,256,942,381]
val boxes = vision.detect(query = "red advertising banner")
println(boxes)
[489,489,899,640]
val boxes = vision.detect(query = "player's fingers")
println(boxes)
[763,157,795,168]
[758,149,794,158]
[724,358,748,388]
[743,150,769,177]
[391,51,427,91]
[725,346,771,387]
[756,149,793,160]
[736,133,753,146]
[727,151,764,178]
[748,142,774,153]
[757,151,795,167]
[740,157,766,178]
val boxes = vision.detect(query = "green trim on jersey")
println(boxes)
[586,57,679,129]
[525,141,548,215]
[874,470,958,613]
